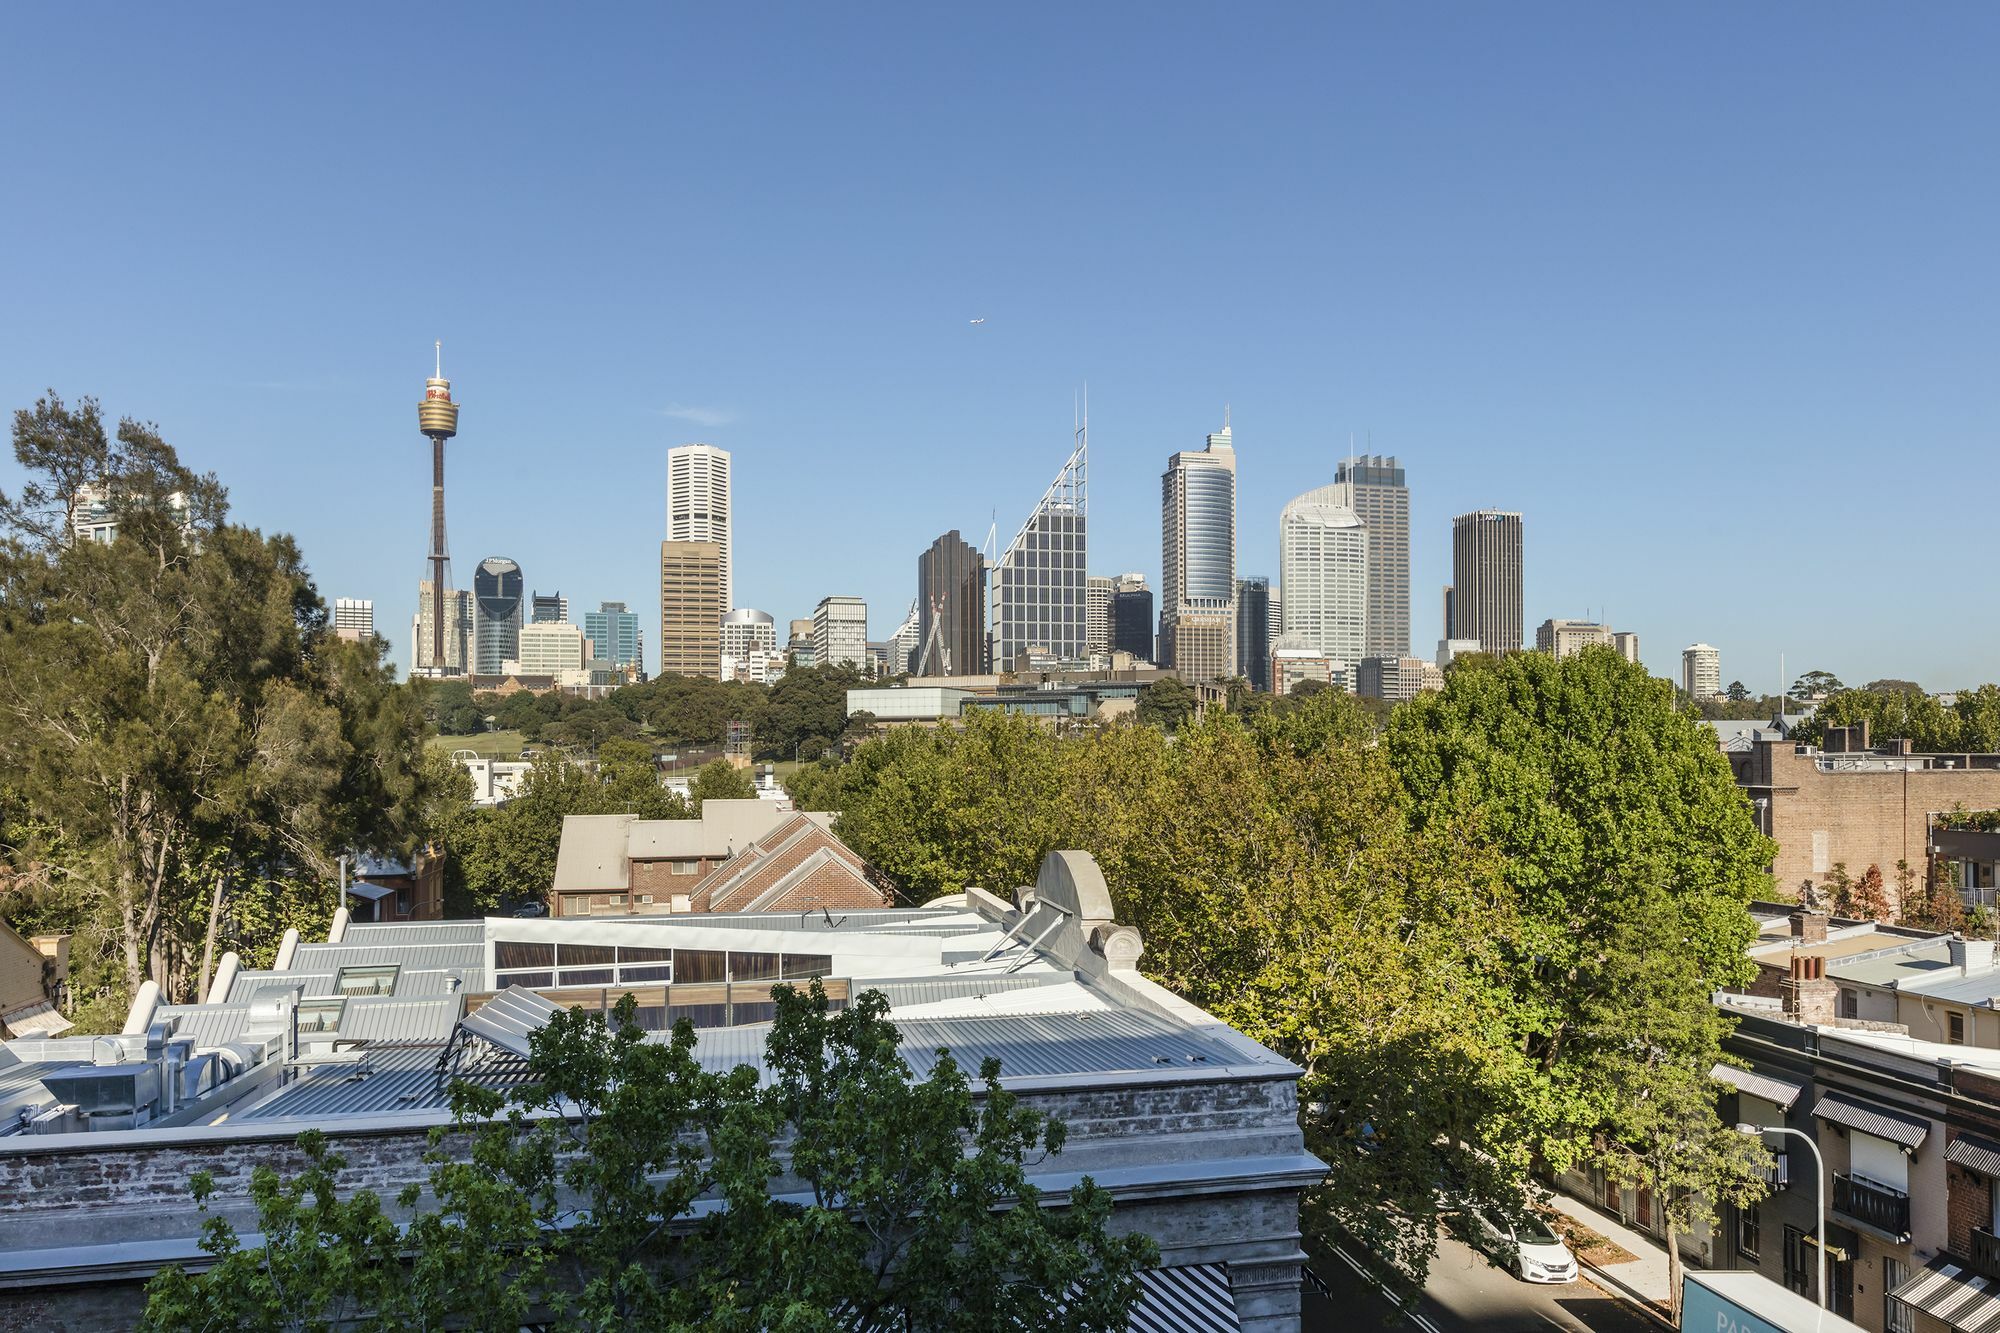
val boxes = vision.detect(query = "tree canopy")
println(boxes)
[0,393,433,1012]
[142,982,1155,1332]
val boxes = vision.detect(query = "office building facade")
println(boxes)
[472,557,525,677]
[1358,655,1446,702]
[1160,424,1237,683]
[1612,631,1640,665]
[530,592,569,624]
[659,541,723,679]
[1085,576,1113,656]
[720,608,778,663]
[812,596,869,671]
[917,531,986,676]
[786,618,815,667]
[667,444,732,612]
[1450,511,1523,655]
[332,598,375,642]
[993,430,1087,669]
[1684,643,1722,699]
[515,621,587,677]
[1110,575,1153,662]
[1278,485,1368,669]
[584,602,642,672]
[1535,618,1615,660]
[1236,577,1273,692]
[411,581,470,676]
[1334,455,1410,659]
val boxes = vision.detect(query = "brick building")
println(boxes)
[1728,724,2000,913]
[550,800,891,918]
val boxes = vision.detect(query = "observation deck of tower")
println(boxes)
[419,342,460,675]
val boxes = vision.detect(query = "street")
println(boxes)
[1302,1230,1666,1333]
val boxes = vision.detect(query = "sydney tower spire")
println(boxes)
[418,342,461,674]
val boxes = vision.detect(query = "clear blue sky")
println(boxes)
[2,5,1994,688]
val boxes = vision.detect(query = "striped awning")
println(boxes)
[1893,1256,2000,1333]
[1813,1090,1930,1149]
[1130,1263,1238,1333]
[1711,1062,1804,1110]
[1950,1134,2000,1179]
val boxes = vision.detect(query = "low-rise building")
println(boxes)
[0,852,1323,1331]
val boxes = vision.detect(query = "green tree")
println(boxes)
[1134,676,1195,732]
[687,758,756,810]
[0,394,432,1004]
[1865,678,1924,695]
[142,983,1154,1331]
[1790,669,1844,701]
[759,665,867,760]
[1725,680,1750,702]
[1385,647,1773,1176]
[423,679,484,734]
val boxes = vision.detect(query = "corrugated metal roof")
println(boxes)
[1812,1090,1930,1148]
[241,1043,533,1120]
[869,975,1070,1008]
[229,968,466,1001]
[288,942,486,972]
[342,922,487,945]
[334,997,462,1044]
[1710,1062,1805,1110]
[1893,1257,2000,1333]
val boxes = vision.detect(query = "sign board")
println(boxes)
[1681,1271,1868,1333]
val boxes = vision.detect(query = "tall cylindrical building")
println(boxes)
[473,557,524,675]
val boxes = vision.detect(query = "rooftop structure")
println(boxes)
[0,852,1323,1329]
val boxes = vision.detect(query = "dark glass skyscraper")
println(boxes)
[1235,577,1272,692]
[1450,511,1523,654]
[473,556,524,675]
[916,530,985,676]
[1111,576,1153,661]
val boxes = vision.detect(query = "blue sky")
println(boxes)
[2,5,1994,688]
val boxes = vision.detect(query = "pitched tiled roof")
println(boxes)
[693,815,889,914]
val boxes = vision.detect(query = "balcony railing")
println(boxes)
[1763,1150,1790,1191]
[1834,1173,1911,1241]
[1971,1227,2000,1283]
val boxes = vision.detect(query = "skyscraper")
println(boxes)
[1110,574,1152,661]
[811,596,868,670]
[584,601,642,672]
[666,444,732,613]
[472,557,524,676]
[1235,577,1272,692]
[992,420,1087,669]
[1159,422,1237,683]
[411,582,470,677]
[1612,631,1641,665]
[917,531,986,676]
[332,598,375,642]
[1334,456,1411,659]
[1279,485,1368,671]
[1683,644,1722,699]
[530,592,569,624]
[1450,511,1524,656]
[1085,576,1113,656]
[659,541,723,678]
[413,344,462,677]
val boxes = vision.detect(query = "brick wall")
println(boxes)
[1948,1139,1991,1259]
[1749,742,2000,910]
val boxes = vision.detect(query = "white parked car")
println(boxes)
[1469,1207,1579,1284]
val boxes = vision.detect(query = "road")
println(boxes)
[1301,1229,1666,1333]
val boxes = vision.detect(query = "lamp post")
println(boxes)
[1738,1122,1825,1308]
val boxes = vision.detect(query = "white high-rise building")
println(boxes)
[811,596,869,670]
[332,598,375,642]
[1085,576,1113,656]
[1683,643,1722,699]
[1159,423,1237,683]
[666,443,732,613]
[1278,485,1368,672]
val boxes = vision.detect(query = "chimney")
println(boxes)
[1790,911,1830,945]
[1949,938,1997,975]
[1781,954,1837,1026]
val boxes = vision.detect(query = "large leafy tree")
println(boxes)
[141,983,1154,1331]
[0,394,431,1003]
[1385,647,1773,1173]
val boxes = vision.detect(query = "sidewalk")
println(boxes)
[1545,1191,1676,1327]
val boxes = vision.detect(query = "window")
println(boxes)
[557,943,615,968]
[730,952,780,982]
[1839,988,1859,1019]
[674,950,727,984]
[336,964,399,997]
[563,897,591,917]
[495,940,554,970]
[295,998,346,1034]
[496,971,553,990]
[781,954,832,980]
[1783,1226,1809,1296]
[1951,1011,1967,1045]
[1738,1202,1761,1260]
[671,860,701,875]
[1885,1258,1914,1333]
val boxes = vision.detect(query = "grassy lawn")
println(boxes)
[428,729,530,760]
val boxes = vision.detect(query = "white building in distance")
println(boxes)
[1683,643,1722,699]
[1278,485,1367,671]
[811,596,869,670]
[667,443,732,613]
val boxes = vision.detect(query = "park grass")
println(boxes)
[428,729,530,761]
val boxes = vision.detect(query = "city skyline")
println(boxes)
[2,7,1994,690]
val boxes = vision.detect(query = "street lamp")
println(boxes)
[1737,1122,1825,1308]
